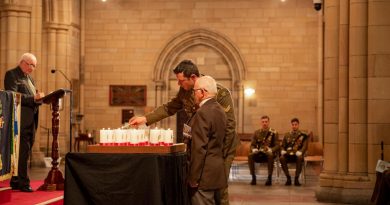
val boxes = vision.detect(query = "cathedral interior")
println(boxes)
[0,0,389,204]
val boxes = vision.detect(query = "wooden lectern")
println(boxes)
[37,89,70,191]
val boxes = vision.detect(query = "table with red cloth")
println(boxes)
[64,152,188,205]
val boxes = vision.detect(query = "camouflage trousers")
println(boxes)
[248,152,275,176]
[279,154,304,177]
[220,151,235,205]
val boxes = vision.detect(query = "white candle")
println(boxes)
[158,129,165,145]
[138,129,146,144]
[150,128,160,145]
[129,129,138,145]
[121,129,126,144]
[107,129,114,144]
[125,129,131,144]
[100,129,107,144]
[164,129,174,145]
[136,129,142,145]
[144,127,150,144]
[114,129,120,144]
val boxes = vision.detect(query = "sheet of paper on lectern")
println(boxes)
[376,160,390,173]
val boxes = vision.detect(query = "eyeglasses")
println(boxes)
[192,88,207,94]
[193,88,202,93]
[24,60,36,68]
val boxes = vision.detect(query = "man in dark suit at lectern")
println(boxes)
[4,53,44,192]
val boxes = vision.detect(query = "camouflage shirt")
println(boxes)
[281,130,308,154]
[145,83,238,158]
[250,128,280,153]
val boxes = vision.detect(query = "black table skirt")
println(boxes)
[64,152,189,205]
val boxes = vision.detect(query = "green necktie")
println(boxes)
[27,77,36,95]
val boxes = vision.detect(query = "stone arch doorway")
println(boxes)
[153,28,246,137]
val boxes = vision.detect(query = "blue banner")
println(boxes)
[0,91,17,180]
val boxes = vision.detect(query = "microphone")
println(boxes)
[51,68,72,87]
[50,68,74,152]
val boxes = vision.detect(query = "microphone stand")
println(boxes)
[52,69,73,152]
[67,89,73,153]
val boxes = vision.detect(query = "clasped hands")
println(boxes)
[252,147,272,154]
[281,149,302,157]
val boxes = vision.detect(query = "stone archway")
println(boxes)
[152,28,246,132]
[154,28,245,85]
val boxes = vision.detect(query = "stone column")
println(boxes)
[367,0,390,178]
[317,0,343,200]
[44,23,70,152]
[317,9,324,143]
[322,0,340,175]
[338,0,349,176]
[0,4,32,73]
[79,0,86,133]
[154,80,165,128]
[42,0,73,154]
[235,81,244,133]
[0,2,46,166]
[348,0,368,175]
[0,4,32,86]
[316,0,374,204]
[155,80,165,108]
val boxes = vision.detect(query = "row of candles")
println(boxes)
[99,128,174,146]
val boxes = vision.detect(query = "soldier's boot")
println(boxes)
[265,175,272,186]
[294,176,301,186]
[285,175,292,186]
[250,175,256,185]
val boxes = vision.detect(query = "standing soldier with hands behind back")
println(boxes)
[248,115,279,186]
[279,118,308,186]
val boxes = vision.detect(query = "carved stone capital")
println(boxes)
[0,4,32,14]
[44,22,69,32]
[155,80,166,89]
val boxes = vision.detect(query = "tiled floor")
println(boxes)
[29,162,348,204]
[228,163,349,205]
[228,178,346,205]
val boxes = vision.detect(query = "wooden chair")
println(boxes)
[304,140,324,182]
[231,140,251,179]
[74,133,94,152]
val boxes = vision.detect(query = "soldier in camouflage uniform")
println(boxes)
[279,118,308,186]
[248,115,279,186]
[129,60,238,205]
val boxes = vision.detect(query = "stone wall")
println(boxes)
[82,0,320,138]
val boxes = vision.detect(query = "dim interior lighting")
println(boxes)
[244,88,255,97]
[101,0,107,2]
[281,0,286,2]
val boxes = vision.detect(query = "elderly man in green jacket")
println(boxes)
[130,60,238,205]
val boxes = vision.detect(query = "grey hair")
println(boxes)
[19,53,37,64]
[197,75,217,96]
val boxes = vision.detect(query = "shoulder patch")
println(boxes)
[224,105,231,112]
